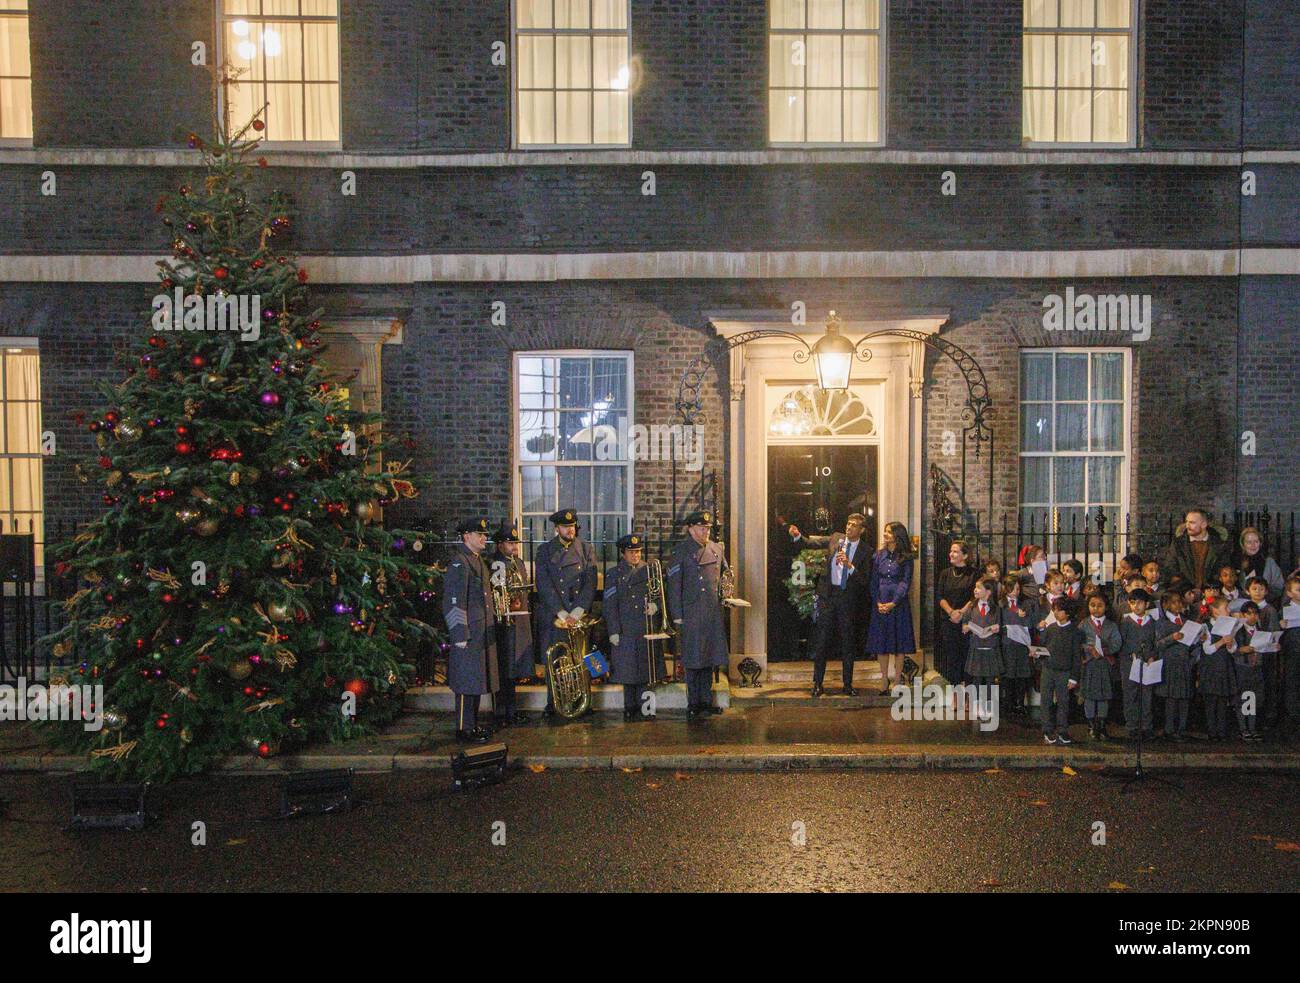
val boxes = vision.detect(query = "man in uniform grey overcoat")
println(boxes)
[534,507,598,716]
[442,516,500,742]
[604,533,666,722]
[489,519,534,728]
[667,510,729,718]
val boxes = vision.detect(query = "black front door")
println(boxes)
[766,445,879,661]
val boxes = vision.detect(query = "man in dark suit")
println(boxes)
[804,512,873,697]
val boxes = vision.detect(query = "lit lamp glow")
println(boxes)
[811,312,855,391]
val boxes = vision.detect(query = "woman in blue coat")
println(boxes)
[867,522,916,695]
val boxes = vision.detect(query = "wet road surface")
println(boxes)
[2,769,1297,892]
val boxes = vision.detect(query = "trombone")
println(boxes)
[643,558,673,641]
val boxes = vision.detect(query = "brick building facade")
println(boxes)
[0,1,1295,663]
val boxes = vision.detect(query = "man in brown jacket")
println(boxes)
[1163,509,1231,591]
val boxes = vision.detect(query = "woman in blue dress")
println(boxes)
[868,521,917,695]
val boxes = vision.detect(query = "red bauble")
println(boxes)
[214,267,229,280]
[297,268,309,284]
[343,679,369,698]
[97,455,112,469]
[147,367,161,380]
[252,119,265,132]
[148,336,167,349]
[189,355,205,368]
[175,425,189,435]
[105,411,119,423]
[175,441,194,455]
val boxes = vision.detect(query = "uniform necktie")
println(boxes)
[979,602,988,616]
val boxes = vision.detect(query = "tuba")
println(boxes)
[643,558,674,642]
[491,558,533,619]
[545,614,597,718]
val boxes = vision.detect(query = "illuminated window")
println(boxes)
[769,0,885,146]
[1019,350,1129,555]
[1023,0,1135,145]
[221,0,340,144]
[515,352,633,555]
[514,0,631,147]
[0,1,31,141]
[0,345,43,569]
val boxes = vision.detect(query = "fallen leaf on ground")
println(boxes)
[1136,866,1156,874]
[1084,763,1106,772]
[1030,799,1049,807]
[646,782,662,790]
[527,764,546,773]
[1249,834,1274,841]
[979,878,1003,888]
[983,767,1002,774]
[698,747,723,755]
[1108,881,1129,890]
[674,771,692,781]
[225,839,247,846]
[1062,765,1078,776]
[1273,841,1300,852]
[621,767,642,773]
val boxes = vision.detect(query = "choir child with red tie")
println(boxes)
[962,578,1003,711]
[1245,576,1281,734]
[999,575,1034,721]
[1154,590,1201,742]
[1119,588,1161,740]
[1079,593,1121,741]
[1199,596,1237,741]
[1232,602,1266,742]
[1279,575,1300,738]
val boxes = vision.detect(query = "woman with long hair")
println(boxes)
[1237,526,1285,601]
[867,521,917,695]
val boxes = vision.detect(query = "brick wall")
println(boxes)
[1238,276,1300,505]
[0,162,1243,255]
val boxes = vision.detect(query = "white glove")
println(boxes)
[609,634,620,646]
[674,619,683,625]
[569,607,585,619]
[555,609,570,621]
[454,641,467,649]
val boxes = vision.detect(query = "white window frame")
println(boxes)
[512,349,636,548]
[1021,0,1139,149]
[767,0,888,148]
[214,0,342,151]
[0,0,32,146]
[0,338,43,583]
[1017,347,1131,560]
[510,0,634,150]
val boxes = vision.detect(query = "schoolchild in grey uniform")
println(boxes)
[1118,589,1161,740]
[1038,597,1082,745]
[1154,589,1201,742]
[1232,602,1266,742]
[999,575,1033,720]
[603,533,666,722]
[1199,596,1237,740]
[962,578,1004,698]
[1279,575,1300,738]
[1244,576,1280,731]
[1079,592,1121,741]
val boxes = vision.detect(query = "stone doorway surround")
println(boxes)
[705,308,950,672]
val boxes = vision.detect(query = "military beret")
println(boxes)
[549,508,580,525]
[618,533,645,550]
[456,517,490,534]
[492,519,521,542]
[683,510,713,527]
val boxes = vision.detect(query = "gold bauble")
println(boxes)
[203,373,224,388]
[116,419,142,443]
[267,601,291,622]
[95,433,109,450]
[195,518,219,537]
[229,470,241,486]
[227,658,253,680]
[180,726,193,744]
[355,501,377,523]
[174,507,200,525]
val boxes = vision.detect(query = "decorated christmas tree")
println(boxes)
[45,114,440,780]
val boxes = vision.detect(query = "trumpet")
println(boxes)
[643,558,674,642]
